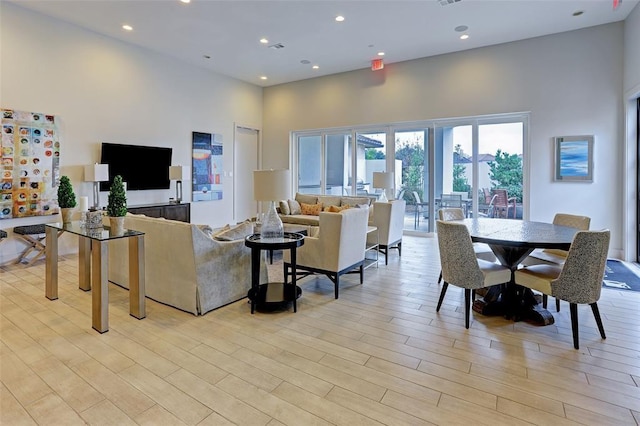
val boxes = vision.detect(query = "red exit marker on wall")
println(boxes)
[371,58,384,71]
[613,0,621,10]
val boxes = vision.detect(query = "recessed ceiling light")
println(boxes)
[180,0,190,3]
[335,15,345,22]
[260,38,269,44]
[573,10,584,16]
[122,24,133,31]
[460,34,469,40]
[312,65,319,69]
[377,52,385,56]
[260,76,267,80]
[454,25,468,32]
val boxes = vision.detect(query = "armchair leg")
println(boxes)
[437,270,442,284]
[397,242,401,258]
[359,264,363,284]
[335,275,340,299]
[556,298,561,312]
[436,282,448,312]
[465,289,471,329]
[590,303,606,340]
[542,294,547,309]
[570,303,579,349]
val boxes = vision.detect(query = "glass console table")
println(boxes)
[45,221,145,333]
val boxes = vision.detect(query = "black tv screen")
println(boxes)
[99,143,173,191]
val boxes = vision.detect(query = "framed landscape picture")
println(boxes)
[553,135,594,182]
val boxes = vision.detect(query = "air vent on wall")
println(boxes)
[438,0,461,5]
[268,43,285,50]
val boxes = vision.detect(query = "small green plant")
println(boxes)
[107,175,127,217]
[57,175,77,208]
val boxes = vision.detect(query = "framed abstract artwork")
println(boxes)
[553,135,594,182]
[1,108,61,219]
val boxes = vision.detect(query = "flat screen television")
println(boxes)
[99,142,173,191]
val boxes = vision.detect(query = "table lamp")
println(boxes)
[169,165,189,204]
[84,163,109,210]
[372,171,394,202]
[253,169,290,240]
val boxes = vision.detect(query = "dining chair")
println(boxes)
[514,229,610,349]
[436,220,511,329]
[412,191,428,229]
[522,213,591,311]
[436,208,496,284]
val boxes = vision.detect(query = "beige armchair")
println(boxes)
[369,200,406,265]
[284,207,369,299]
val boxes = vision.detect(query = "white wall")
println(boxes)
[0,3,263,263]
[263,23,626,257]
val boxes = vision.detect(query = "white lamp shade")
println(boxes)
[253,169,290,201]
[169,165,189,180]
[84,163,109,182]
[373,171,394,189]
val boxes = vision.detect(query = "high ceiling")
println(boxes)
[8,0,639,87]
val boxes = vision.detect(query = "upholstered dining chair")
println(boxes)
[522,213,591,311]
[436,220,511,329]
[436,208,496,284]
[514,229,610,349]
[284,207,369,299]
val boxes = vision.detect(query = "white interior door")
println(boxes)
[234,126,259,222]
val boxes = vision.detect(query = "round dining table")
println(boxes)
[460,218,579,325]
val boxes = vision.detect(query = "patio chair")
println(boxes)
[412,191,429,229]
[490,189,517,218]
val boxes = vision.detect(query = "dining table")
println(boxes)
[460,218,579,325]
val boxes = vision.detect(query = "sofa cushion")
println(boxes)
[281,214,320,226]
[341,196,370,207]
[317,195,343,208]
[295,193,318,205]
[325,204,349,213]
[279,200,290,215]
[288,199,302,215]
[300,202,322,216]
[214,220,253,241]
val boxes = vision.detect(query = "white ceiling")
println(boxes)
[8,0,639,87]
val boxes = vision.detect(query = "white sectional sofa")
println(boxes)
[108,214,265,315]
[278,192,373,227]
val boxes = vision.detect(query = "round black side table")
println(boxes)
[245,232,305,313]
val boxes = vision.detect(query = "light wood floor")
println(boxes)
[1,236,639,425]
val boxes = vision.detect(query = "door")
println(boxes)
[234,125,259,222]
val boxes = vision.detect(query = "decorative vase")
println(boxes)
[61,207,74,223]
[109,216,125,236]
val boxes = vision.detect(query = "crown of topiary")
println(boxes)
[56,175,77,209]
[107,175,128,217]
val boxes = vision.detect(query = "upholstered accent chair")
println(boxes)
[514,230,610,349]
[370,200,406,265]
[436,208,496,284]
[522,213,591,311]
[436,220,511,329]
[284,207,369,299]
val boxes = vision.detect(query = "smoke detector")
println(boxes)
[438,0,461,6]
[268,43,285,50]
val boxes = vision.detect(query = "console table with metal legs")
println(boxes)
[45,222,145,333]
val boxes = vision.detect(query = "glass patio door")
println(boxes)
[295,132,352,196]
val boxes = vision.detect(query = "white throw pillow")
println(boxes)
[213,221,253,241]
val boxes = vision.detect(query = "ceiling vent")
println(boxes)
[438,0,461,5]
[268,43,285,50]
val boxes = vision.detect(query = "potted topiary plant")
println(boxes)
[57,175,76,223]
[107,175,127,235]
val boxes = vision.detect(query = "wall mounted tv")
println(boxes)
[99,143,173,191]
